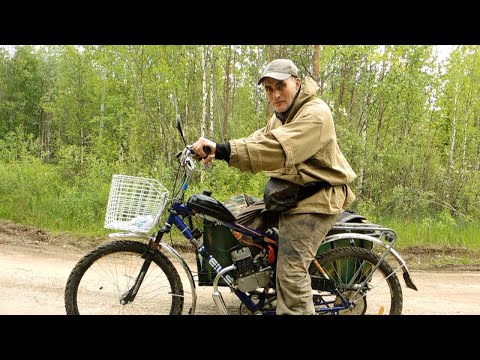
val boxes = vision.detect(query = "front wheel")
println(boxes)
[65,240,184,315]
[309,246,403,315]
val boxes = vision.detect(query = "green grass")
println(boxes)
[379,217,480,250]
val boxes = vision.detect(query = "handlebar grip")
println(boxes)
[203,146,211,155]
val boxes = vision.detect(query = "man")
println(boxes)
[192,58,357,315]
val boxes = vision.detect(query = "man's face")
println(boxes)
[262,76,300,113]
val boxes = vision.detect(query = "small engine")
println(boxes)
[231,247,273,293]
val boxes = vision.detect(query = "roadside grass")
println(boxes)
[382,218,480,250]
[371,217,480,270]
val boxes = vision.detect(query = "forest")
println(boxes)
[0,45,478,248]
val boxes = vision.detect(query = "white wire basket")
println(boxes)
[104,174,169,233]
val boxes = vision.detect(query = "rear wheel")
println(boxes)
[309,246,403,315]
[65,240,184,315]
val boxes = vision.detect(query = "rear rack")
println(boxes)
[329,223,397,242]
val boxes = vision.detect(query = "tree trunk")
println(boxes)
[462,95,471,170]
[231,48,237,128]
[358,101,368,199]
[312,45,320,81]
[449,81,459,172]
[38,109,50,162]
[209,46,215,136]
[254,46,261,120]
[201,47,208,183]
[222,46,232,142]
[201,46,207,139]
[184,64,189,134]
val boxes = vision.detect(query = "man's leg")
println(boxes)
[275,212,338,315]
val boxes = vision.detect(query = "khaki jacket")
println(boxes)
[229,77,357,215]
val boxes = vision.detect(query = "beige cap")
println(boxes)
[258,59,299,85]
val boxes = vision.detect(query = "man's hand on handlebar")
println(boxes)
[191,137,216,164]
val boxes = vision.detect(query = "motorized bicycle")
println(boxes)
[64,116,417,315]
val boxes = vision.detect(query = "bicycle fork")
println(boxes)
[118,250,155,305]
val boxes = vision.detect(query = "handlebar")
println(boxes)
[176,145,212,175]
[176,146,211,160]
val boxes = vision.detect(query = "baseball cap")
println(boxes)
[258,59,299,85]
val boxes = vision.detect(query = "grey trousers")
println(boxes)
[275,212,339,315]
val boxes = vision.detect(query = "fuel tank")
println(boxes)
[187,194,236,223]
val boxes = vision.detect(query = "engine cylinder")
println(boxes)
[231,247,255,276]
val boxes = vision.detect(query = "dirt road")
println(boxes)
[1,219,479,315]
[1,240,480,315]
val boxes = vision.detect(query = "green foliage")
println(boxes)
[0,125,39,162]
[191,161,266,201]
[0,159,109,235]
